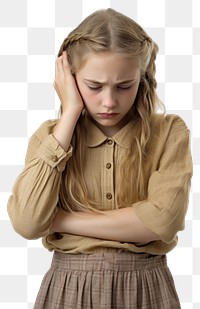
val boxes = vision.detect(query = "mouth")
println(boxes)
[98,113,119,119]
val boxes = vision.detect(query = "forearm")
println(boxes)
[53,110,81,151]
[51,207,159,243]
[53,51,84,151]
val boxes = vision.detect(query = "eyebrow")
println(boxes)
[83,78,136,85]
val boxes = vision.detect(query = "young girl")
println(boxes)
[8,8,192,309]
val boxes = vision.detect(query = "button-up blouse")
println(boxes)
[7,113,193,255]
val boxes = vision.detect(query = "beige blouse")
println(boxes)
[7,113,193,255]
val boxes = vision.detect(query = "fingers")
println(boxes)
[55,55,64,79]
[55,51,70,78]
[62,51,70,71]
[54,52,70,91]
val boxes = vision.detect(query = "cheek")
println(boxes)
[129,85,140,102]
[123,89,138,104]
[77,84,90,102]
[120,90,138,110]
[81,91,94,105]
[78,87,97,109]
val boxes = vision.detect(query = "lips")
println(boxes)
[98,113,119,119]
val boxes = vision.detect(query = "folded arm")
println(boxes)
[50,207,159,243]
[50,118,193,245]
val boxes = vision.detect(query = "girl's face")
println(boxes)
[76,52,141,136]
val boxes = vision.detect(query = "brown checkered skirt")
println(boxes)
[34,250,180,309]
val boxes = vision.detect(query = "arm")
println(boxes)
[7,126,72,240]
[133,120,193,243]
[7,52,83,240]
[53,51,83,150]
[51,116,193,245]
[50,207,159,243]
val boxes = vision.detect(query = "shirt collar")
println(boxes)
[85,114,137,149]
[112,120,136,149]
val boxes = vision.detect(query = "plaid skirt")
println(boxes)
[33,250,181,309]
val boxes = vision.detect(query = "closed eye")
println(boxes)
[117,85,132,90]
[88,85,102,90]
[87,83,133,91]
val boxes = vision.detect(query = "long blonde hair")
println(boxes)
[57,8,165,211]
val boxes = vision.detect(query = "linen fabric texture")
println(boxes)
[7,113,193,255]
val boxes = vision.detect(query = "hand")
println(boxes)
[49,208,68,234]
[54,51,84,115]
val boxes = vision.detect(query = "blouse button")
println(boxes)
[107,139,113,145]
[52,156,58,162]
[106,193,112,200]
[106,163,111,169]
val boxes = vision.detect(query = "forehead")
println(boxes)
[76,52,141,81]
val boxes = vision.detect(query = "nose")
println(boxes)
[102,89,117,109]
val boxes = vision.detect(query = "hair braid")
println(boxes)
[57,9,165,211]
[58,33,100,58]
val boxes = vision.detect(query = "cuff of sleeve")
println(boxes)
[38,134,73,172]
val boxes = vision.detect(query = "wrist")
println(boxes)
[60,106,82,120]
[53,108,81,151]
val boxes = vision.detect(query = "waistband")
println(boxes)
[51,250,167,272]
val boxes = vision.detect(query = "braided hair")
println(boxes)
[58,9,165,211]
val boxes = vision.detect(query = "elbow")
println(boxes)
[157,214,185,244]
[159,228,177,244]
[162,226,184,244]
[10,217,48,240]
[7,199,52,240]
[13,226,39,240]
[12,219,47,240]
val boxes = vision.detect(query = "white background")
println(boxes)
[0,0,199,308]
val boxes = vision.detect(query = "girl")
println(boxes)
[7,8,192,309]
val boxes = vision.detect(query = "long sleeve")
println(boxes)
[133,116,193,243]
[7,120,73,240]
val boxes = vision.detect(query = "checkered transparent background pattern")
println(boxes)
[0,0,199,308]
